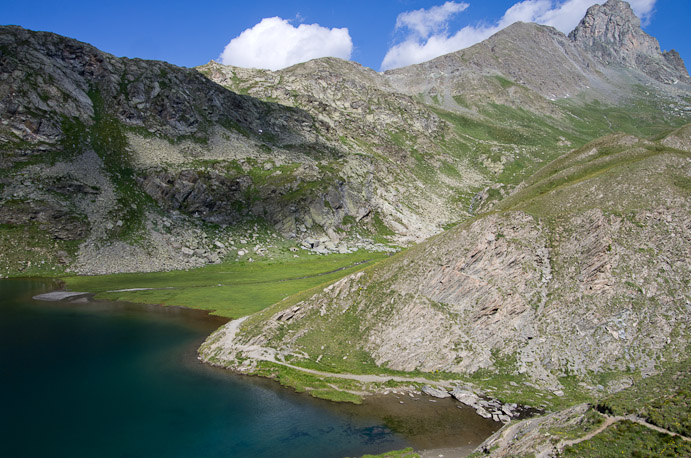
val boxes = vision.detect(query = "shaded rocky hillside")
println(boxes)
[0,26,428,276]
[202,126,690,400]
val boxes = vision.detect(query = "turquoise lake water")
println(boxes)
[0,278,497,458]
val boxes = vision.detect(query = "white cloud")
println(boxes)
[624,0,657,24]
[219,17,353,71]
[381,0,658,70]
[395,1,469,39]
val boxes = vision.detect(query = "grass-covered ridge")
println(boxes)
[350,448,419,458]
[62,250,388,318]
[490,133,690,217]
[204,126,690,420]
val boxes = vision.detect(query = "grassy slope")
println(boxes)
[219,127,689,412]
[465,359,691,457]
[562,421,691,457]
[597,359,691,437]
[0,223,77,277]
[492,134,687,217]
[63,251,387,318]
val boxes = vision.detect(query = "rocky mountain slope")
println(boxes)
[385,0,689,108]
[200,4,690,402]
[196,57,475,243]
[1,0,690,279]
[200,0,691,241]
[0,26,393,276]
[201,123,690,410]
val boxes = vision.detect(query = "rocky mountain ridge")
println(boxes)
[1,0,690,278]
[385,0,689,109]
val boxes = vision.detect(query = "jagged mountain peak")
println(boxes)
[569,0,689,83]
[569,0,658,58]
[384,18,599,102]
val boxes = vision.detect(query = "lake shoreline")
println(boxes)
[4,277,418,457]
[27,285,502,456]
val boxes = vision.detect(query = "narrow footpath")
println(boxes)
[558,412,691,453]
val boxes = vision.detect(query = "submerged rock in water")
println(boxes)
[33,291,90,302]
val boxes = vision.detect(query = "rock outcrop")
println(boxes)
[569,0,690,84]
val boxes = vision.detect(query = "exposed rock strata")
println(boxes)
[202,130,691,393]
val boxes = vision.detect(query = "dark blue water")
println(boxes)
[0,278,497,458]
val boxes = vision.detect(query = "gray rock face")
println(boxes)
[569,0,690,83]
[422,385,451,398]
[139,166,373,237]
[663,49,690,77]
[451,387,480,407]
[0,26,320,151]
[0,199,88,240]
[139,170,253,225]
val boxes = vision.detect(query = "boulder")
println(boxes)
[451,387,480,408]
[475,406,492,419]
[422,385,451,398]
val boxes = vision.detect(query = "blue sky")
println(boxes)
[1,0,688,72]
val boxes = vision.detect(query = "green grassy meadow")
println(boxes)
[62,250,388,318]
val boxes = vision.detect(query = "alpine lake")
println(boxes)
[0,278,499,458]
